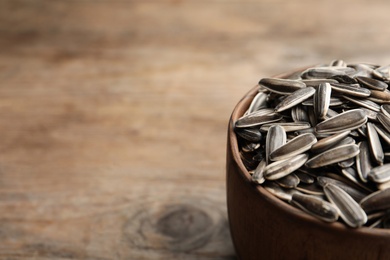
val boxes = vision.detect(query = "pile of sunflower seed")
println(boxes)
[235,60,390,228]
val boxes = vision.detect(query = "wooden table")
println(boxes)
[1,0,390,259]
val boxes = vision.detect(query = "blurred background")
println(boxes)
[1,0,390,259]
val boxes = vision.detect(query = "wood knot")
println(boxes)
[156,205,212,241]
[123,198,233,254]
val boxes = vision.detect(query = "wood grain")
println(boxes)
[1,0,390,258]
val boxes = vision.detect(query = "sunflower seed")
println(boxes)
[330,74,358,84]
[381,104,390,118]
[296,182,324,196]
[301,67,354,79]
[295,171,315,184]
[310,130,351,154]
[338,157,355,168]
[330,59,347,67]
[370,89,390,102]
[360,188,390,213]
[264,153,309,180]
[366,122,384,165]
[314,83,331,119]
[317,176,367,202]
[235,110,282,128]
[291,193,339,222]
[340,167,375,193]
[276,173,300,189]
[356,76,388,91]
[324,183,367,228]
[367,97,390,104]
[306,144,360,168]
[360,108,378,121]
[342,95,381,112]
[245,92,269,115]
[377,181,390,190]
[291,105,309,122]
[326,108,339,118]
[270,133,317,161]
[235,128,262,142]
[348,64,375,78]
[263,181,299,202]
[275,87,316,112]
[266,125,286,163]
[377,111,390,132]
[374,125,390,145]
[341,167,360,184]
[315,109,367,134]
[330,82,371,97]
[252,159,266,184]
[374,65,390,81]
[368,164,390,184]
[259,78,306,95]
[356,141,372,183]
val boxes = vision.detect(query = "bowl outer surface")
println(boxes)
[226,70,390,260]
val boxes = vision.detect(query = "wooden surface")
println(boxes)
[1,0,390,259]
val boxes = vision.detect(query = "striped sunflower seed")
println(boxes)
[370,89,390,102]
[235,128,262,142]
[366,122,384,165]
[342,95,381,112]
[317,176,367,202]
[276,173,300,189]
[264,153,309,180]
[310,130,350,154]
[330,74,357,84]
[269,133,317,161]
[373,124,390,145]
[295,171,315,184]
[259,78,306,95]
[381,104,390,118]
[252,159,266,184]
[368,164,390,184]
[356,76,388,91]
[315,109,367,134]
[263,181,299,202]
[266,125,286,163]
[377,111,390,132]
[291,193,339,222]
[305,144,360,168]
[330,82,371,97]
[324,183,367,228]
[245,92,269,115]
[235,110,282,128]
[275,87,316,113]
[360,188,390,213]
[291,105,309,122]
[314,82,331,119]
[295,182,324,196]
[356,141,373,183]
[338,157,355,168]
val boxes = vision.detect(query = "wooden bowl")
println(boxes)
[226,69,390,260]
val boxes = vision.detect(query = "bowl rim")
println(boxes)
[228,67,390,237]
